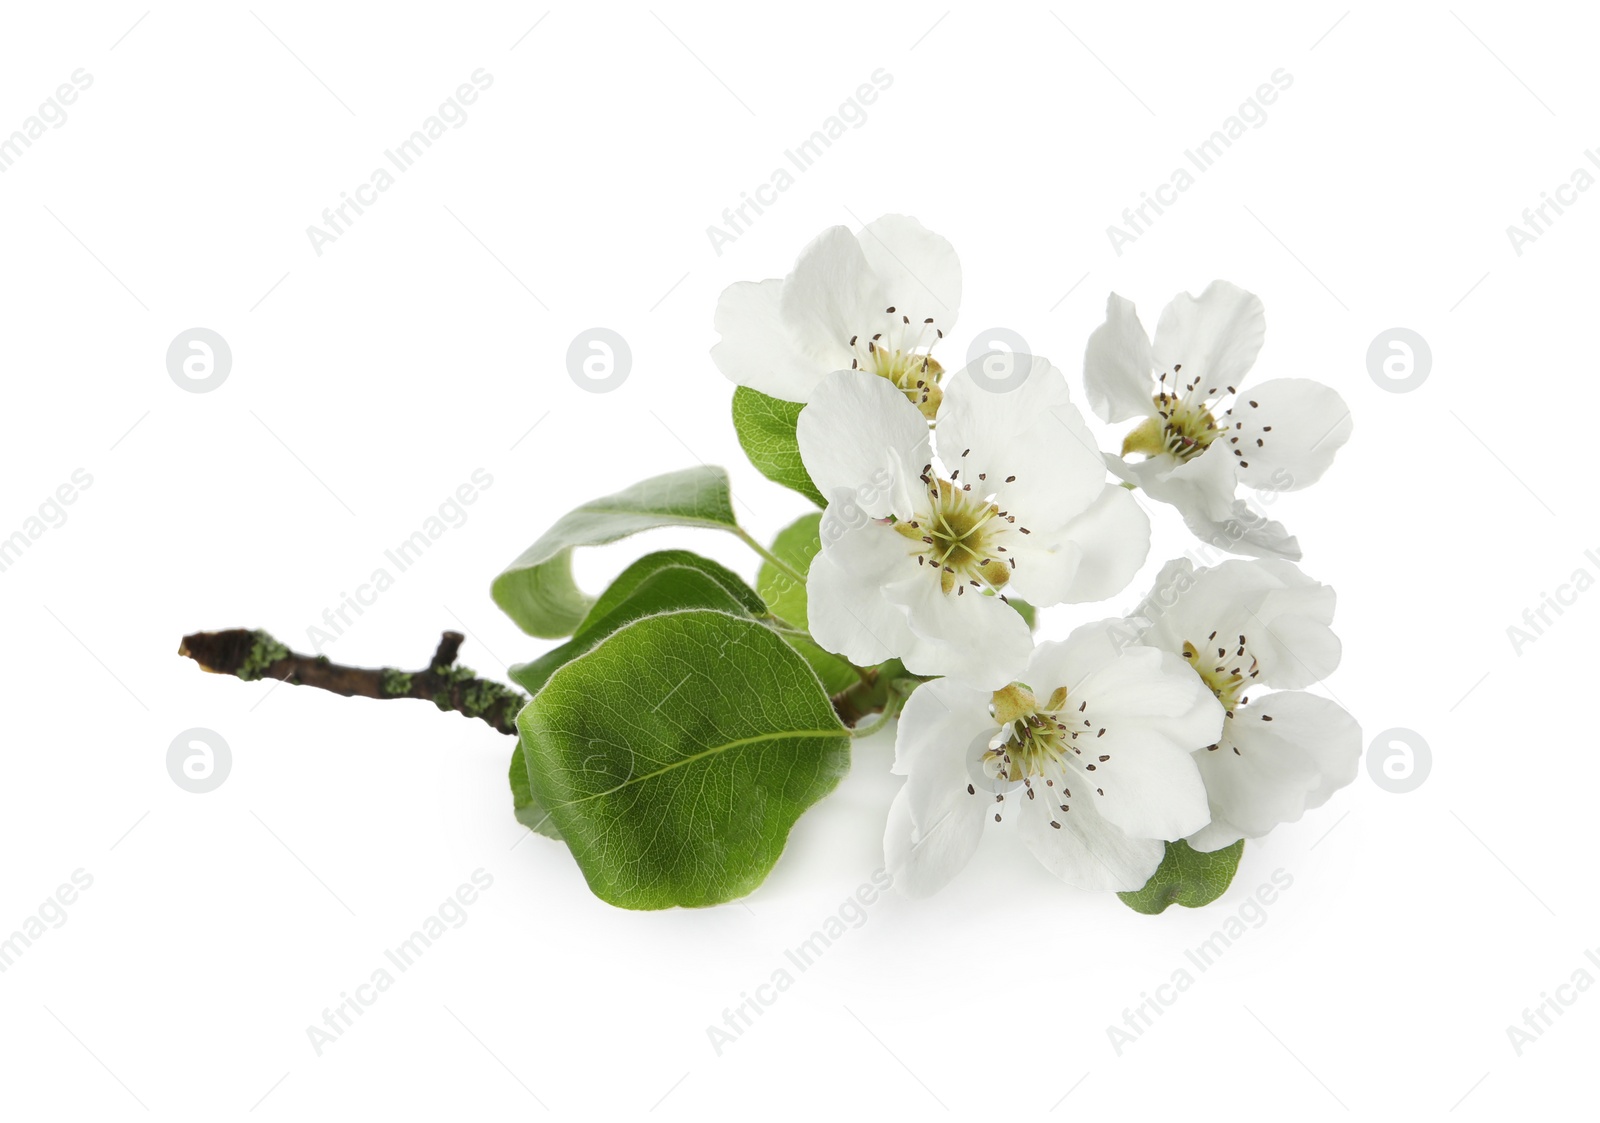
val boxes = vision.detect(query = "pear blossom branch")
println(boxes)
[179,626,906,735]
[176,628,528,736]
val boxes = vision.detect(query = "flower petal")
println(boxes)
[1134,558,1338,688]
[1179,500,1303,562]
[856,214,962,340]
[1246,564,1341,688]
[1117,443,1303,561]
[1128,556,1198,632]
[710,278,824,402]
[780,225,879,372]
[1145,444,1239,523]
[1151,280,1266,399]
[805,519,916,667]
[797,370,932,519]
[1083,293,1158,423]
[1189,722,1317,849]
[1291,694,1362,810]
[1009,484,1150,605]
[938,357,1105,531]
[892,572,1033,688]
[1187,692,1359,851]
[1018,792,1166,892]
[891,677,993,780]
[1228,378,1353,492]
[884,783,984,898]
[883,678,992,897]
[1026,623,1218,839]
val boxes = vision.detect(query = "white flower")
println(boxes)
[884,620,1223,895]
[1083,281,1352,560]
[797,361,1149,688]
[711,214,961,414]
[1129,557,1361,852]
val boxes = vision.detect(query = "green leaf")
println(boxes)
[756,513,820,625]
[785,638,861,698]
[580,549,766,628]
[732,387,826,508]
[509,738,562,840]
[519,609,851,909]
[755,512,858,695]
[1118,839,1244,915]
[508,552,765,697]
[491,467,740,638]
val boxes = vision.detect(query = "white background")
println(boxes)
[0,2,1592,1118]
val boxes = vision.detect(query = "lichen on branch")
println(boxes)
[177,628,527,736]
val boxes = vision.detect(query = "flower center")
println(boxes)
[1118,364,1270,472]
[845,308,946,419]
[1122,396,1221,462]
[982,684,1072,780]
[893,474,1016,595]
[963,683,1113,827]
[1182,630,1261,754]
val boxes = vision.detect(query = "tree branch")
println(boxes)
[182,628,912,737]
[177,628,527,736]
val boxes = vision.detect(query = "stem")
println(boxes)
[829,674,884,728]
[830,660,921,731]
[183,625,898,735]
[733,526,807,588]
[177,628,527,736]
[846,690,904,739]
[765,619,813,642]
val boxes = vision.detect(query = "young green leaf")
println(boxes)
[519,609,851,909]
[508,552,764,697]
[732,387,826,508]
[1117,839,1245,915]
[509,738,563,840]
[491,467,740,638]
[755,512,858,694]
